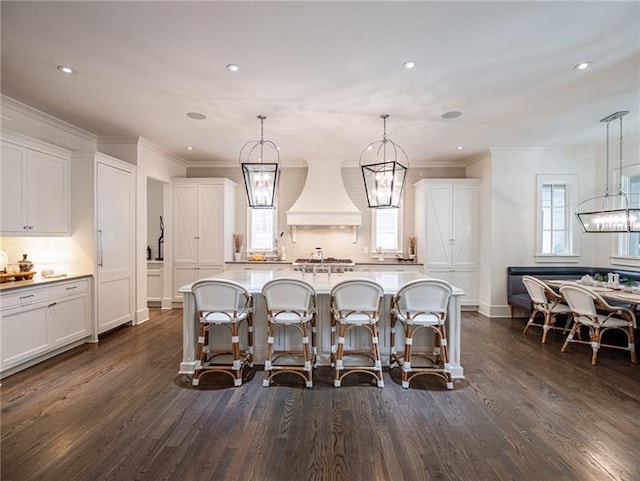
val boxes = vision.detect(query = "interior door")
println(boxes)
[97,160,135,334]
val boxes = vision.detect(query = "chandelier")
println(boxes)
[576,110,637,232]
[239,115,280,208]
[359,114,408,208]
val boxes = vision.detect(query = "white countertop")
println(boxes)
[179,269,463,296]
[0,273,93,292]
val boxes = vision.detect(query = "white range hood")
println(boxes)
[286,157,362,241]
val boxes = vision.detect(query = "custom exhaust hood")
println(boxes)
[286,158,362,242]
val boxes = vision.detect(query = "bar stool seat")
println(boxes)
[262,277,317,388]
[330,278,385,388]
[390,278,453,389]
[191,279,254,387]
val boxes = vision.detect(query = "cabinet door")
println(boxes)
[451,186,478,269]
[426,268,477,306]
[197,184,224,264]
[173,265,197,302]
[97,161,134,334]
[49,294,90,348]
[173,185,198,264]
[425,185,453,268]
[27,150,69,234]
[1,304,49,369]
[0,142,27,233]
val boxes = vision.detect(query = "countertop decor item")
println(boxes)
[18,254,33,272]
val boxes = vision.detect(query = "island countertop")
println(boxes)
[179,269,462,296]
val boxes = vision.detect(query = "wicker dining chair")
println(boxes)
[560,284,637,365]
[522,275,573,343]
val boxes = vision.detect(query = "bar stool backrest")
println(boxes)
[394,279,452,316]
[262,278,316,314]
[331,278,384,317]
[192,279,251,320]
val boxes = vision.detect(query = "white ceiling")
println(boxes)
[1,1,639,167]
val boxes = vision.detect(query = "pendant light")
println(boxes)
[576,110,636,232]
[359,114,408,208]
[239,115,280,208]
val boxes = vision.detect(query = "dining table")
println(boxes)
[178,269,467,379]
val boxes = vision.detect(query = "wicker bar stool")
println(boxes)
[390,278,453,389]
[330,278,385,388]
[262,278,317,388]
[191,279,254,387]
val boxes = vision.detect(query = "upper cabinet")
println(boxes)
[1,135,70,236]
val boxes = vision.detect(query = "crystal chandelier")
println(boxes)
[359,114,408,208]
[239,115,280,208]
[576,110,636,232]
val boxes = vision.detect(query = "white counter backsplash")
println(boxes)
[0,236,85,277]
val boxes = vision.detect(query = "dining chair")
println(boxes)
[261,277,317,388]
[191,279,254,387]
[330,278,385,388]
[560,284,637,365]
[522,275,573,343]
[390,279,454,389]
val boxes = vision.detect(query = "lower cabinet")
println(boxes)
[356,264,423,272]
[173,265,223,303]
[426,268,478,306]
[1,277,92,377]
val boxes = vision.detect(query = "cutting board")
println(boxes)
[0,271,36,283]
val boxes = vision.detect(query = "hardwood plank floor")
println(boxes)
[2,309,638,481]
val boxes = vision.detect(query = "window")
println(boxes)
[371,206,403,253]
[247,207,275,252]
[536,174,577,260]
[615,165,640,259]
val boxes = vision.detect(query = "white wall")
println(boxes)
[473,146,597,316]
[187,164,464,262]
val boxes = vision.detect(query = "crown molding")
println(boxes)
[1,95,97,143]
[138,137,188,166]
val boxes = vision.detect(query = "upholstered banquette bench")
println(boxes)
[507,266,640,317]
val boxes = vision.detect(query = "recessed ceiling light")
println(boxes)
[402,60,416,70]
[186,146,193,151]
[442,111,462,119]
[57,65,76,74]
[574,61,592,71]
[457,146,464,150]
[186,112,207,120]
[226,64,240,72]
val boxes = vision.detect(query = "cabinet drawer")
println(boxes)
[1,287,49,310]
[50,279,89,298]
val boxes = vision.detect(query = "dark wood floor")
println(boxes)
[2,309,639,481]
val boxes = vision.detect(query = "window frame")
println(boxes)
[370,203,404,256]
[246,206,277,254]
[535,174,579,262]
[612,163,640,266]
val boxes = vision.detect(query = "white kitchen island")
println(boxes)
[179,269,465,379]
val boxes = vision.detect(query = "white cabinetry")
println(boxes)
[0,135,70,235]
[356,264,423,272]
[171,178,236,302]
[1,277,92,377]
[414,179,480,306]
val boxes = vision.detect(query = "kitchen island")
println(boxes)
[179,269,465,379]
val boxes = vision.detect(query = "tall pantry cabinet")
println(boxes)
[171,178,236,302]
[414,178,480,306]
